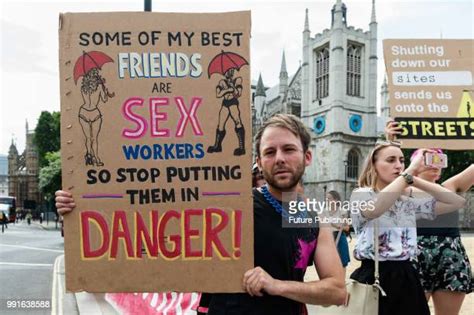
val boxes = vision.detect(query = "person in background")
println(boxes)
[350,141,465,315]
[326,190,351,277]
[412,151,472,315]
[386,120,473,315]
[26,211,32,225]
[1,212,6,233]
[252,163,266,188]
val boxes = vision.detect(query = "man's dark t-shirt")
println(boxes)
[208,189,319,315]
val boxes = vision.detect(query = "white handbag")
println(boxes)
[318,222,386,315]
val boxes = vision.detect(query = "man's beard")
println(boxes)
[262,161,305,192]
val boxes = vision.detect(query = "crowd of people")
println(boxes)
[55,114,472,315]
[0,209,36,232]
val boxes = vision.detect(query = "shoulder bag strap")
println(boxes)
[373,220,387,296]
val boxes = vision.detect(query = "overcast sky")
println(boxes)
[1,0,472,154]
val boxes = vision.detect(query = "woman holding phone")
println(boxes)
[386,120,473,315]
[349,142,465,315]
[412,151,472,315]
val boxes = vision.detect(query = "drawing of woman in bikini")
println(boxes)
[73,51,115,167]
[78,67,114,166]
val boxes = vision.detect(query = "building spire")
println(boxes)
[279,50,288,96]
[280,50,287,76]
[371,0,376,23]
[332,0,347,27]
[256,73,266,97]
[304,8,310,32]
[9,136,18,156]
[382,75,388,90]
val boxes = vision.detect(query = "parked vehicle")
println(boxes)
[0,196,16,223]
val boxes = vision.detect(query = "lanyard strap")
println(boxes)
[373,220,386,296]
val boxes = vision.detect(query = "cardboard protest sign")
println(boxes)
[59,11,252,293]
[383,39,474,150]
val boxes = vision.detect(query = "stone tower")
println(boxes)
[301,0,378,200]
[7,120,40,209]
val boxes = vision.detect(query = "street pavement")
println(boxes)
[0,220,64,315]
[1,220,472,314]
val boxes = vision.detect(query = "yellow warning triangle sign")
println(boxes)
[457,90,474,118]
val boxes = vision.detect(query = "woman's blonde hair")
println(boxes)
[358,142,401,190]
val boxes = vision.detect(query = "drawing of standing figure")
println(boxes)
[207,51,249,156]
[73,51,115,167]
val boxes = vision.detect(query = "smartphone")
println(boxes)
[424,152,448,168]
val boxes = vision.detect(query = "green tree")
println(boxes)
[39,151,62,200]
[439,150,474,182]
[34,111,60,167]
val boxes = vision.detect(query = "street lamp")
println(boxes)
[343,160,348,200]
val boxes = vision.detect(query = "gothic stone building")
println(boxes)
[8,121,40,209]
[253,0,379,201]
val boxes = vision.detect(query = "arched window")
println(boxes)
[347,149,359,179]
[315,47,329,100]
[347,44,362,97]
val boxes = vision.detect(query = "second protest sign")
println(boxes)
[383,39,474,150]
